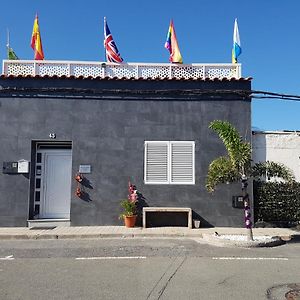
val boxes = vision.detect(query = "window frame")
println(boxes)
[144,141,195,185]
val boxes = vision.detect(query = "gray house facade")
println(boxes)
[0,61,251,227]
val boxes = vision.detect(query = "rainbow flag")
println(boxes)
[232,18,241,64]
[164,20,183,63]
[31,14,44,60]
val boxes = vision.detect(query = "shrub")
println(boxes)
[254,181,300,223]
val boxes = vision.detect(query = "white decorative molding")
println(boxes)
[2,60,241,80]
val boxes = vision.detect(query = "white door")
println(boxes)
[40,149,72,219]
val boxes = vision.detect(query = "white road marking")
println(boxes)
[75,256,147,260]
[0,255,14,261]
[212,257,288,261]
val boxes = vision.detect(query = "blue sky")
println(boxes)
[1,0,299,131]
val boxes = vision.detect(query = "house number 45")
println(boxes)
[49,133,56,139]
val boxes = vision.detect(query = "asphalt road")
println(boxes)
[0,238,299,300]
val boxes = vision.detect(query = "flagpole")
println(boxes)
[103,17,106,62]
[7,29,10,47]
[6,29,10,58]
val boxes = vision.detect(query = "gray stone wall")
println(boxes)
[0,77,251,227]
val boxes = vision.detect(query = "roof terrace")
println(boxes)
[2,60,241,80]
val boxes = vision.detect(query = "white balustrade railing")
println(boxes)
[2,60,241,80]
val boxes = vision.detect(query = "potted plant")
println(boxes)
[119,199,137,227]
[119,182,138,228]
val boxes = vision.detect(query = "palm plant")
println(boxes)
[206,120,294,241]
[206,120,251,193]
[251,161,294,182]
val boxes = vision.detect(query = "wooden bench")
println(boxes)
[143,207,192,229]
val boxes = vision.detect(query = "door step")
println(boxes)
[27,219,70,229]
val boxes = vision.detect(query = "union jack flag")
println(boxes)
[104,17,123,63]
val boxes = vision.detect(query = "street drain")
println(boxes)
[267,284,300,300]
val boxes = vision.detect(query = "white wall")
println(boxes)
[252,132,300,182]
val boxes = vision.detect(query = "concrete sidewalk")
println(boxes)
[0,226,298,240]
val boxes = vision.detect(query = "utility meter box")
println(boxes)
[232,196,244,208]
[3,160,30,174]
[3,162,19,174]
[17,160,29,173]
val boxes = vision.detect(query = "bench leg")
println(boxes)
[188,210,192,229]
[143,212,146,228]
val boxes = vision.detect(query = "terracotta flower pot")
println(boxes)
[124,215,137,228]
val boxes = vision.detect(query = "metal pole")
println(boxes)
[6,29,10,59]
[242,174,253,241]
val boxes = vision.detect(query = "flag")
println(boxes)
[104,17,123,63]
[7,47,18,60]
[31,14,44,60]
[232,18,241,64]
[164,20,183,64]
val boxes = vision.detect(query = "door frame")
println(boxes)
[29,141,73,220]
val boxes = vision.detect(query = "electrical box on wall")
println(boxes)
[2,160,30,174]
[3,162,18,174]
[17,160,29,173]
[232,196,244,208]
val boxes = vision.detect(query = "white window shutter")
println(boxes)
[145,142,169,183]
[170,142,195,184]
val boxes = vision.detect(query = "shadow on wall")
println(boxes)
[77,176,93,202]
[135,191,149,227]
[252,131,267,163]
[192,211,214,228]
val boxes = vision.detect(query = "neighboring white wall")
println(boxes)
[252,131,300,182]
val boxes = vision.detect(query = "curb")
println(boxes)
[0,228,298,242]
[0,232,205,240]
[201,234,287,248]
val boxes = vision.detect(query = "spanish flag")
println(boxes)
[31,14,44,60]
[164,20,183,64]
